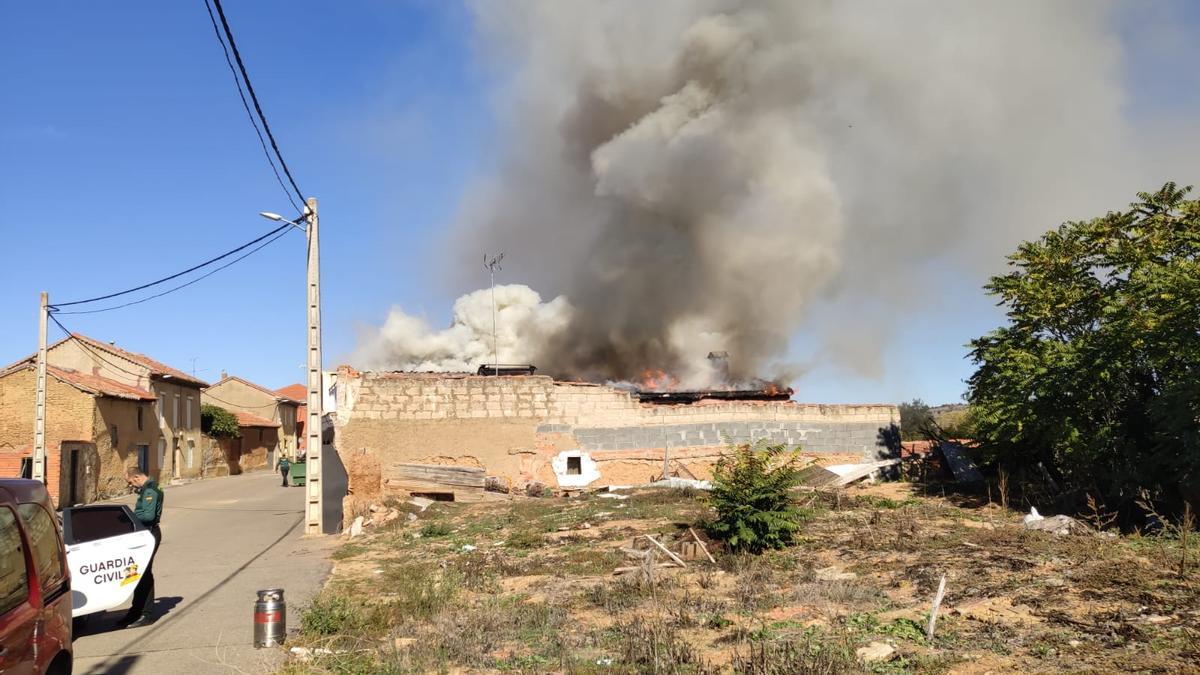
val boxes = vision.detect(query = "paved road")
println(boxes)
[72,471,335,675]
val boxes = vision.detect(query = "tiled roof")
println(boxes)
[275,384,307,402]
[233,411,280,428]
[48,365,157,401]
[69,334,209,388]
[209,375,301,405]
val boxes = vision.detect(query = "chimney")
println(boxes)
[220,369,228,380]
[707,351,730,384]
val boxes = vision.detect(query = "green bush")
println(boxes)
[706,441,805,554]
[200,403,240,438]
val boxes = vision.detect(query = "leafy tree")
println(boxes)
[201,403,241,438]
[967,183,1200,510]
[706,441,805,553]
[898,399,933,441]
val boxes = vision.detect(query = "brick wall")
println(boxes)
[0,365,96,505]
[334,369,898,492]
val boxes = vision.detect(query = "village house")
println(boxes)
[202,374,300,469]
[275,383,307,453]
[0,333,208,504]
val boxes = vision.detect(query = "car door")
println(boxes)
[0,505,36,675]
[61,505,155,618]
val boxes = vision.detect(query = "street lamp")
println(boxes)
[259,212,306,231]
[263,200,324,535]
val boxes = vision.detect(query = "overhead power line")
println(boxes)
[52,224,294,315]
[202,0,301,214]
[49,222,292,310]
[47,314,149,380]
[208,0,306,207]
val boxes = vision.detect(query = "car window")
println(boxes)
[0,507,29,616]
[68,506,137,543]
[17,503,67,592]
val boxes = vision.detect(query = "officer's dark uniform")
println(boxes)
[279,456,291,487]
[124,478,163,625]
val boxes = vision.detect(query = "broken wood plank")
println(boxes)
[688,527,717,563]
[643,534,686,568]
[926,573,947,641]
[389,463,485,488]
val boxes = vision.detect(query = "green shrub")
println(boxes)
[200,403,240,438]
[706,441,804,554]
[419,522,452,538]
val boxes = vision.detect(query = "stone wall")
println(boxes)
[334,369,898,493]
[0,366,94,505]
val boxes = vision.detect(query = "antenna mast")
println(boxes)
[484,253,504,375]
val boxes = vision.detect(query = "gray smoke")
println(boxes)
[356,1,1196,386]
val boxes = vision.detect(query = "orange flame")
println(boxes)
[638,369,679,391]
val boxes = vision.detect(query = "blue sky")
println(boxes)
[2,2,1198,404]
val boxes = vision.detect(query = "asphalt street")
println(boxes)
[71,470,335,675]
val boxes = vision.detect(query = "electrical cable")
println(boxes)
[202,0,301,214]
[50,315,292,411]
[209,0,306,206]
[49,223,291,312]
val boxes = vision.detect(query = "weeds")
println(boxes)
[615,617,712,673]
[731,633,858,674]
[419,522,452,538]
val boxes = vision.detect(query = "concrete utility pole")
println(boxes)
[32,292,48,483]
[304,197,324,535]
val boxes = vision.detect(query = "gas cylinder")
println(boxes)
[253,588,287,648]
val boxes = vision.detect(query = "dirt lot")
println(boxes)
[280,481,1200,674]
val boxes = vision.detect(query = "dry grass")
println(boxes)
[285,482,1200,674]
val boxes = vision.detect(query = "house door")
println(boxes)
[137,444,150,474]
[67,449,79,506]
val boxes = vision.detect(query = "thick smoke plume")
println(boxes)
[355,1,1195,387]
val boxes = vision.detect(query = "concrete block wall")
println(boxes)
[334,368,899,490]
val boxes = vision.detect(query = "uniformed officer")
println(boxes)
[120,467,163,628]
[278,455,291,487]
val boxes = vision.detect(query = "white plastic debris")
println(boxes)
[347,516,365,538]
[598,493,629,500]
[1023,507,1044,524]
[460,544,477,552]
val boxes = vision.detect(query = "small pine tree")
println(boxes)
[706,441,804,554]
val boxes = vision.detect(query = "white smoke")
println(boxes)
[352,285,572,372]
[353,1,1197,384]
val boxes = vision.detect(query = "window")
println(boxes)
[157,439,166,473]
[137,444,150,473]
[158,394,165,426]
[110,424,119,449]
[258,428,264,444]
[172,394,179,427]
[186,396,193,429]
[65,506,137,545]
[187,440,195,469]
[566,456,582,476]
[0,507,28,615]
[19,457,32,479]
[137,406,144,431]
[17,503,67,594]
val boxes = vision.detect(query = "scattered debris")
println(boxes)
[598,493,629,500]
[856,641,896,663]
[687,527,717,563]
[460,544,477,553]
[1022,509,1091,535]
[406,512,418,522]
[387,463,486,501]
[290,646,336,661]
[939,442,983,482]
[823,459,901,486]
[797,463,842,487]
[347,516,364,539]
[643,534,688,568]
[409,496,435,512]
[927,573,947,641]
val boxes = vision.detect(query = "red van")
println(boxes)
[0,479,72,675]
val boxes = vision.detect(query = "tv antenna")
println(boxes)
[484,253,504,374]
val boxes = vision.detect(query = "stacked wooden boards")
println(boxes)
[383,462,487,501]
